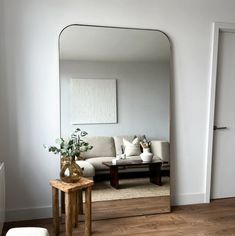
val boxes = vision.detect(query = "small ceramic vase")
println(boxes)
[140,148,153,162]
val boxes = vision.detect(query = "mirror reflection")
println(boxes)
[59,25,171,219]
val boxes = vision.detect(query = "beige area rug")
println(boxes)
[89,177,170,202]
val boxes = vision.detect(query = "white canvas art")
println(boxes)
[70,78,117,124]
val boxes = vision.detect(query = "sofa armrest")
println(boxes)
[150,140,170,162]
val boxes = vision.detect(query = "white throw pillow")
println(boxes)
[123,137,141,156]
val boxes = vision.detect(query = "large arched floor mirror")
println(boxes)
[59,25,171,220]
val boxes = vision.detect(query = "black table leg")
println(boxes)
[149,163,162,186]
[110,166,119,189]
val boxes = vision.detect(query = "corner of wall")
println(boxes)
[172,192,206,206]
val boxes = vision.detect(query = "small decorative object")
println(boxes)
[112,158,117,165]
[116,154,121,160]
[116,153,126,159]
[44,128,93,183]
[140,136,151,150]
[140,136,153,162]
[140,148,153,162]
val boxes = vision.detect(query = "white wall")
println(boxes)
[0,2,7,227]
[60,60,170,140]
[0,0,7,165]
[1,0,235,221]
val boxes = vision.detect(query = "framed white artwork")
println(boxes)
[70,78,117,124]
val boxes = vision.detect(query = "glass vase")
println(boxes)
[60,156,83,183]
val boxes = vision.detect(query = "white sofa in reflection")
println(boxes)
[77,135,170,177]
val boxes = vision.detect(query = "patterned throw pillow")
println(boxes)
[123,137,141,156]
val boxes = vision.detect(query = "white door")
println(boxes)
[211,31,235,199]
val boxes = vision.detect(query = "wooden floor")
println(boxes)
[3,198,235,236]
[92,196,170,220]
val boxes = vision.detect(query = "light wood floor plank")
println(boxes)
[2,198,235,235]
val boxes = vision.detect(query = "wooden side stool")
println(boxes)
[49,177,94,236]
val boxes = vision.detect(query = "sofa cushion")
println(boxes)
[113,135,136,155]
[76,160,95,177]
[81,136,116,158]
[123,138,141,156]
[86,157,113,171]
[126,155,162,162]
[126,155,142,161]
[150,141,170,162]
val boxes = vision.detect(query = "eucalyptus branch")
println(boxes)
[44,128,93,159]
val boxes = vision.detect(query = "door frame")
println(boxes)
[205,22,235,202]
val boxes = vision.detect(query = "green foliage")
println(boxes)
[44,128,93,159]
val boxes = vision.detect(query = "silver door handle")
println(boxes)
[213,125,228,130]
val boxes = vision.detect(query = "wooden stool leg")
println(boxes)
[61,191,65,214]
[85,187,92,236]
[65,192,73,236]
[72,192,78,227]
[52,187,60,236]
[78,189,83,214]
[75,191,79,227]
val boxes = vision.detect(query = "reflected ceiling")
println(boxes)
[60,25,169,62]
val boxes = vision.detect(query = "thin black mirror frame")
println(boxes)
[58,24,172,217]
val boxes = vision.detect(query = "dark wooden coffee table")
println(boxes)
[102,160,162,189]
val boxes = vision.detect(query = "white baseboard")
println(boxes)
[0,162,5,233]
[6,206,52,222]
[172,193,206,206]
